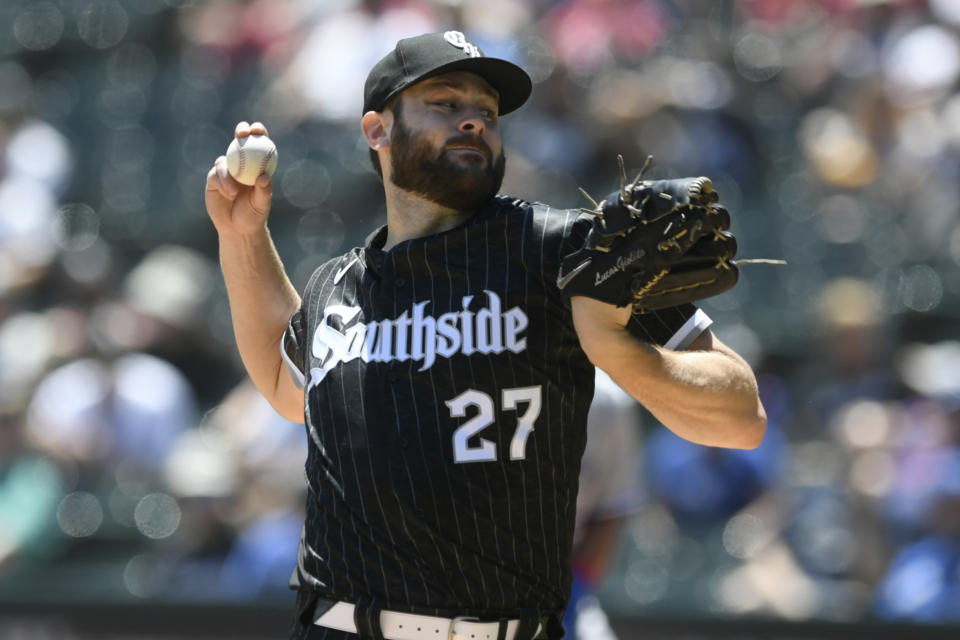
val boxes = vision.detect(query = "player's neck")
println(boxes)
[381,184,474,251]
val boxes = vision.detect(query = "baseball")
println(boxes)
[225,134,278,186]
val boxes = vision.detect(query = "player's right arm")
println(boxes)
[205,121,304,423]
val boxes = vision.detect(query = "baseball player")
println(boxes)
[205,31,766,640]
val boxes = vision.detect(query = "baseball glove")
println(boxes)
[557,156,740,314]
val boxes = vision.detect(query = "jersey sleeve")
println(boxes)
[281,309,307,389]
[627,304,712,350]
[526,202,594,303]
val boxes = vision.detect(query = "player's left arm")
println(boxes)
[571,296,766,449]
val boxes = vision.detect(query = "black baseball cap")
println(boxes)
[363,31,532,116]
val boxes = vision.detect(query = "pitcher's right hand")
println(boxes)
[205,121,274,237]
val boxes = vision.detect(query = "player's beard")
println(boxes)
[389,118,506,213]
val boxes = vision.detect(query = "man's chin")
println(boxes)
[389,151,505,211]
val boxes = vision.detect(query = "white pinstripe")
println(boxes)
[499,214,520,600]
[535,206,553,588]
[514,207,537,603]
[460,224,493,603]
[439,233,476,602]
[386,244,431,605]
[314,263,343,595]
[401,244,448,598]
[362,250,411,602]
[478,218,507,608]
[319,261,370,597]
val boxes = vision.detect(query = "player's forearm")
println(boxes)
[574,300,765,449]
[572,296,765,448]
[639,345,764,447]
[218,226,301,407]
[599,335,765,449]
[610,346,763,448]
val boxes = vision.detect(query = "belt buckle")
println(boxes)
[447,615,479,640]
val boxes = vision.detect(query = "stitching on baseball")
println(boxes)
[259,145,275,178]
[237,141,246,176]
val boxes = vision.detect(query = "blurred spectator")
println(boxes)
[564,369,644,640]
[261,1,440,125]
[792,277,906,439]
[0,407,63,568]
[0,118,70,298]
[26,352,195,473]
[872,341,960,621]
[874,447,960,621]
[203,379,306,601]
[645,418,786,526]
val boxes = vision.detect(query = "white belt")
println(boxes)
[313,601,539,640]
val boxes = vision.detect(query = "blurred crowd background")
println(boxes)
[2,0,960,633]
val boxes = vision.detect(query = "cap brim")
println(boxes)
[397,57,532,116]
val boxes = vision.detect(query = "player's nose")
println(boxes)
[457,110,486,135]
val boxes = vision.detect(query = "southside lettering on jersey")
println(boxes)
[309,290,528,388]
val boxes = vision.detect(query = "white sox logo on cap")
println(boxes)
[444,30,481,57]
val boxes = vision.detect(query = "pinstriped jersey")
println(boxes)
[281,196,708,622]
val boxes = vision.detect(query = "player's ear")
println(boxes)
[362,110,392,151]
